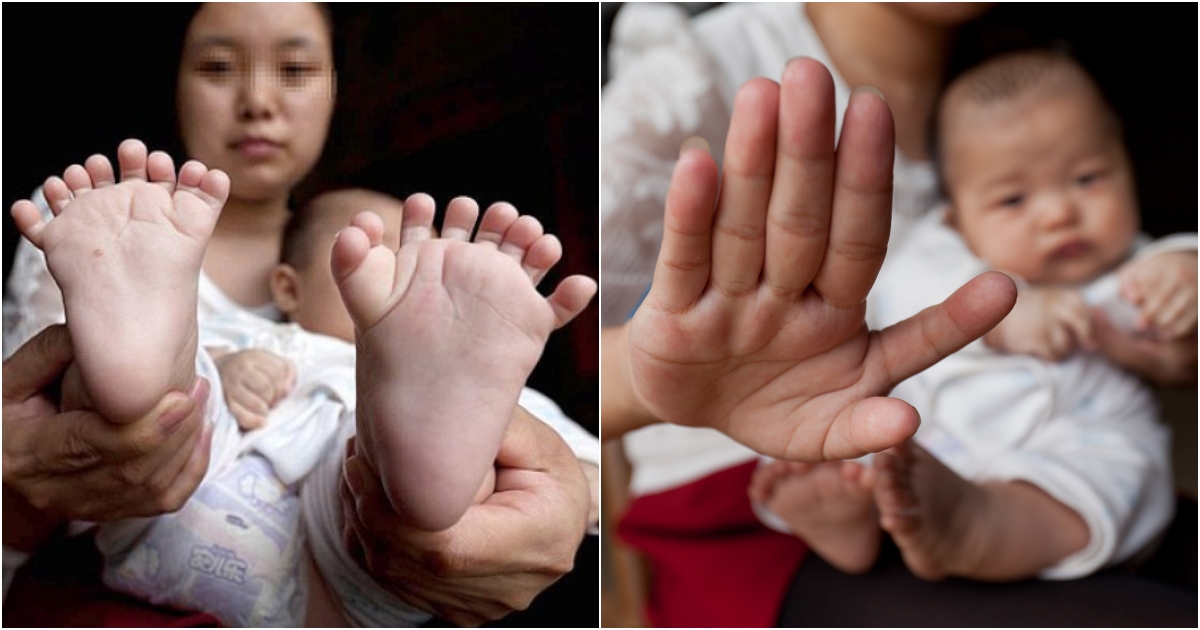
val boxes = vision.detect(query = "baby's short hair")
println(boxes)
[931,48,1122,196]
[280,188,402,270]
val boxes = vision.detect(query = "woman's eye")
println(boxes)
[280,62,320,84]
[197,60,233,76]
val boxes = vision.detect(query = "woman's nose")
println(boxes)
[237,67,277,121]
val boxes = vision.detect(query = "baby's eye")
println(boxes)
[999,194,1024,208]
[1076,171,1103,187]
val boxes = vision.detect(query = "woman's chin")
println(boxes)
[226,172,300,205]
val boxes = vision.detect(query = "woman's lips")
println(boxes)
[232,138,283,160]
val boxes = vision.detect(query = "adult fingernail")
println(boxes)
[158,398,192,434]
[344,461,363,498]
[851,84,886,102]
[679,136,711,158]
[189,377,211,405]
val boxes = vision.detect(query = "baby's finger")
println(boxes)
[1136,290,1173,335]
[1152,290,1198,341]
[1045,323,1072,362]
[228,400,265,430]
[1057,294,1096,350]
[1118,264,1145,305]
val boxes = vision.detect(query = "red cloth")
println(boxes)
[3,533,220,627]
[617,461,809,627]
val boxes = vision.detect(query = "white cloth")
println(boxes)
[3,194,600,623]
[603,3,941,496]
[850,209,1179,579]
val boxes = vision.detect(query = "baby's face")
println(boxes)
[941,83,1139,284]
[286,197,403,342]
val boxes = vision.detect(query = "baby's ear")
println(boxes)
[270,264,302,315]
[942,204,959,228]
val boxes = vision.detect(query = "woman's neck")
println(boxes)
[203,194,291,309]
[212,195,291,237]
[806,2,954,160]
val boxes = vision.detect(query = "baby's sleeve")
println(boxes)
[3,189,66,359]
[518,388,598,467]
[969,363,1174,580]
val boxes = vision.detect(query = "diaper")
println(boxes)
[97,454,307,627]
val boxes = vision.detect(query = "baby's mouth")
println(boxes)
[1051,239,1090,260]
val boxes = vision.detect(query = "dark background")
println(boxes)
[3,3,599,438]
[4,4,598,626]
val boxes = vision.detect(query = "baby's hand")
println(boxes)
[985,285,1094,362]
[214,349,295,430]
[1120,250,1198,341]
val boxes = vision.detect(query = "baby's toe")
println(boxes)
[43,176,73,215]
[146,151,178,192]
[474,202,519,248]
[11,200,48,246]
[441,197,479,241]
[400,193,436,245]
[84,154,116,188]
[117,139,149,181]
[523,234,563,285]
[62,164,94,196]
[498,215,544,264]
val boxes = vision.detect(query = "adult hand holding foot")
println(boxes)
[2,324,211,533]
[339,408,589,627]
[602,58,1017,460]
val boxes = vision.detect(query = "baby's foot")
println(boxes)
[749,459,880,574]
[333,194,595,531]
[11,140,229,423]
[873,440,989,580]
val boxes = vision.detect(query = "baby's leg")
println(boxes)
[749,459,880,574]
[874,440,1089,581]
[332,194,595,531]
[11,140,228,423]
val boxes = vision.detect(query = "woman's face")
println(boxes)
[177,2,335,202]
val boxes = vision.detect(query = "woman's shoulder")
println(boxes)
[609,3,822,93]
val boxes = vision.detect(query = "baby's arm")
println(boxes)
[1119,250,1198,341]
[212,348,295,430]
[985,284,1095,361]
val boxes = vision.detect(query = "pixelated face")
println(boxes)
[941,83,1139,284]
[177,2,335,202]
[287,198,403,343]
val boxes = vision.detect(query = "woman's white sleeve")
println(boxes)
[601,4,732,326]
[3,190,65,359]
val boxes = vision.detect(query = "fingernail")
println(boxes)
[851,84,886,102]
[344,461,363,498]
[158,397,192,434]
[189,377,210,405]
[679,136,711,158]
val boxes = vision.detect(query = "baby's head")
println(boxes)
[270,188,404,342]
[936,50,1139,284]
